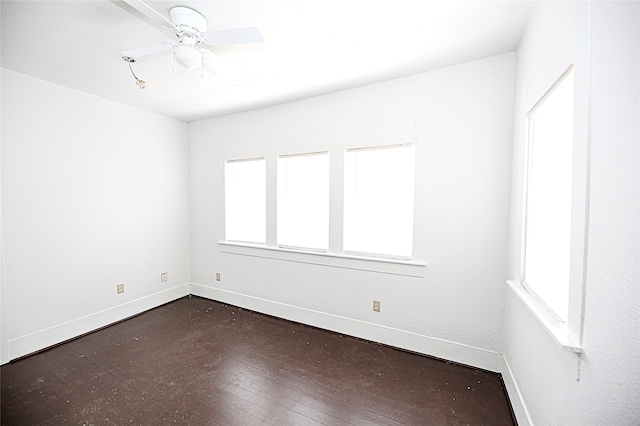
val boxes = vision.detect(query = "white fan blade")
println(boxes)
[202,27,264,45]
[121,41,175,60]
[123,0,176,31]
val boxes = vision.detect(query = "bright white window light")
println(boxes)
[523,69,575,323]
[225,158,266,244]
[344,144,415,259]
[277,152,329,251]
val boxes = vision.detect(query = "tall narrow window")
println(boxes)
[225,158,266,244]
[523,69,574,323]
[277,152,329,251]
[343,144,415,259]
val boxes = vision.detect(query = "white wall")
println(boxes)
[189,53,515,372]
[1,69,191,361]
[503,2,640,424]
[0,70,6,363]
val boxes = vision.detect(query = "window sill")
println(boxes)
[219,242,426,277]
[507,280,582,354]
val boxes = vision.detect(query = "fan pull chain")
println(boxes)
[123,57,146,89]
[129,62,146,89]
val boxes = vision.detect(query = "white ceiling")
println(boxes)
[1,0,533,122]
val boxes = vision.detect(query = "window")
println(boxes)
[221,140,424,276]
[343,144,415,259]
[522,69,574,323]
[224,158,266,244]
[277,152,329,251]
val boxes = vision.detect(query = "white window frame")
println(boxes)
[510,66,587,353]
[343,144,416,260]
[276,151,330,252]
[218,134,426,277]
[223,157,266,245]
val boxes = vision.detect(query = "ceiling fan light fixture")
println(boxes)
[175,43,202,69]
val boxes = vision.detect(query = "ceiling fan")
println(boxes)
[120,0,264,73]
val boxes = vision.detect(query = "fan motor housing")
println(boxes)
[169,6,207,34]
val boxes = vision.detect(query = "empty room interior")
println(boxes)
[1,0,638,425]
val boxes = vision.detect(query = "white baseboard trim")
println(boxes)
[501,355,533,426]
[7,283,505,375]
[191,283,502,372]
[7,283,191,361]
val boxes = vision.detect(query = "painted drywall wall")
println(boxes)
[189,53,515,372]
[503,2,640,424]
[0,74,6,364]
[1,69,191,361]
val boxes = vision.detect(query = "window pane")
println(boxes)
[225,158,266,244]
[344,145,415,259]
[277,152,329,250]
[523,71,574,321]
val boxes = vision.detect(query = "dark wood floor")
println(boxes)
[1,296,515,425]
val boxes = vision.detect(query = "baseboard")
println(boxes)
[7,283,191,361]
[501,355,533,426]
[7,283,505,374]
[191,283,502,372]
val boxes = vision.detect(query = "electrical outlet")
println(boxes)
[216,273,221,281]
[117,283,125,294]
[161,272,168,282]
[373,300,381,312]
